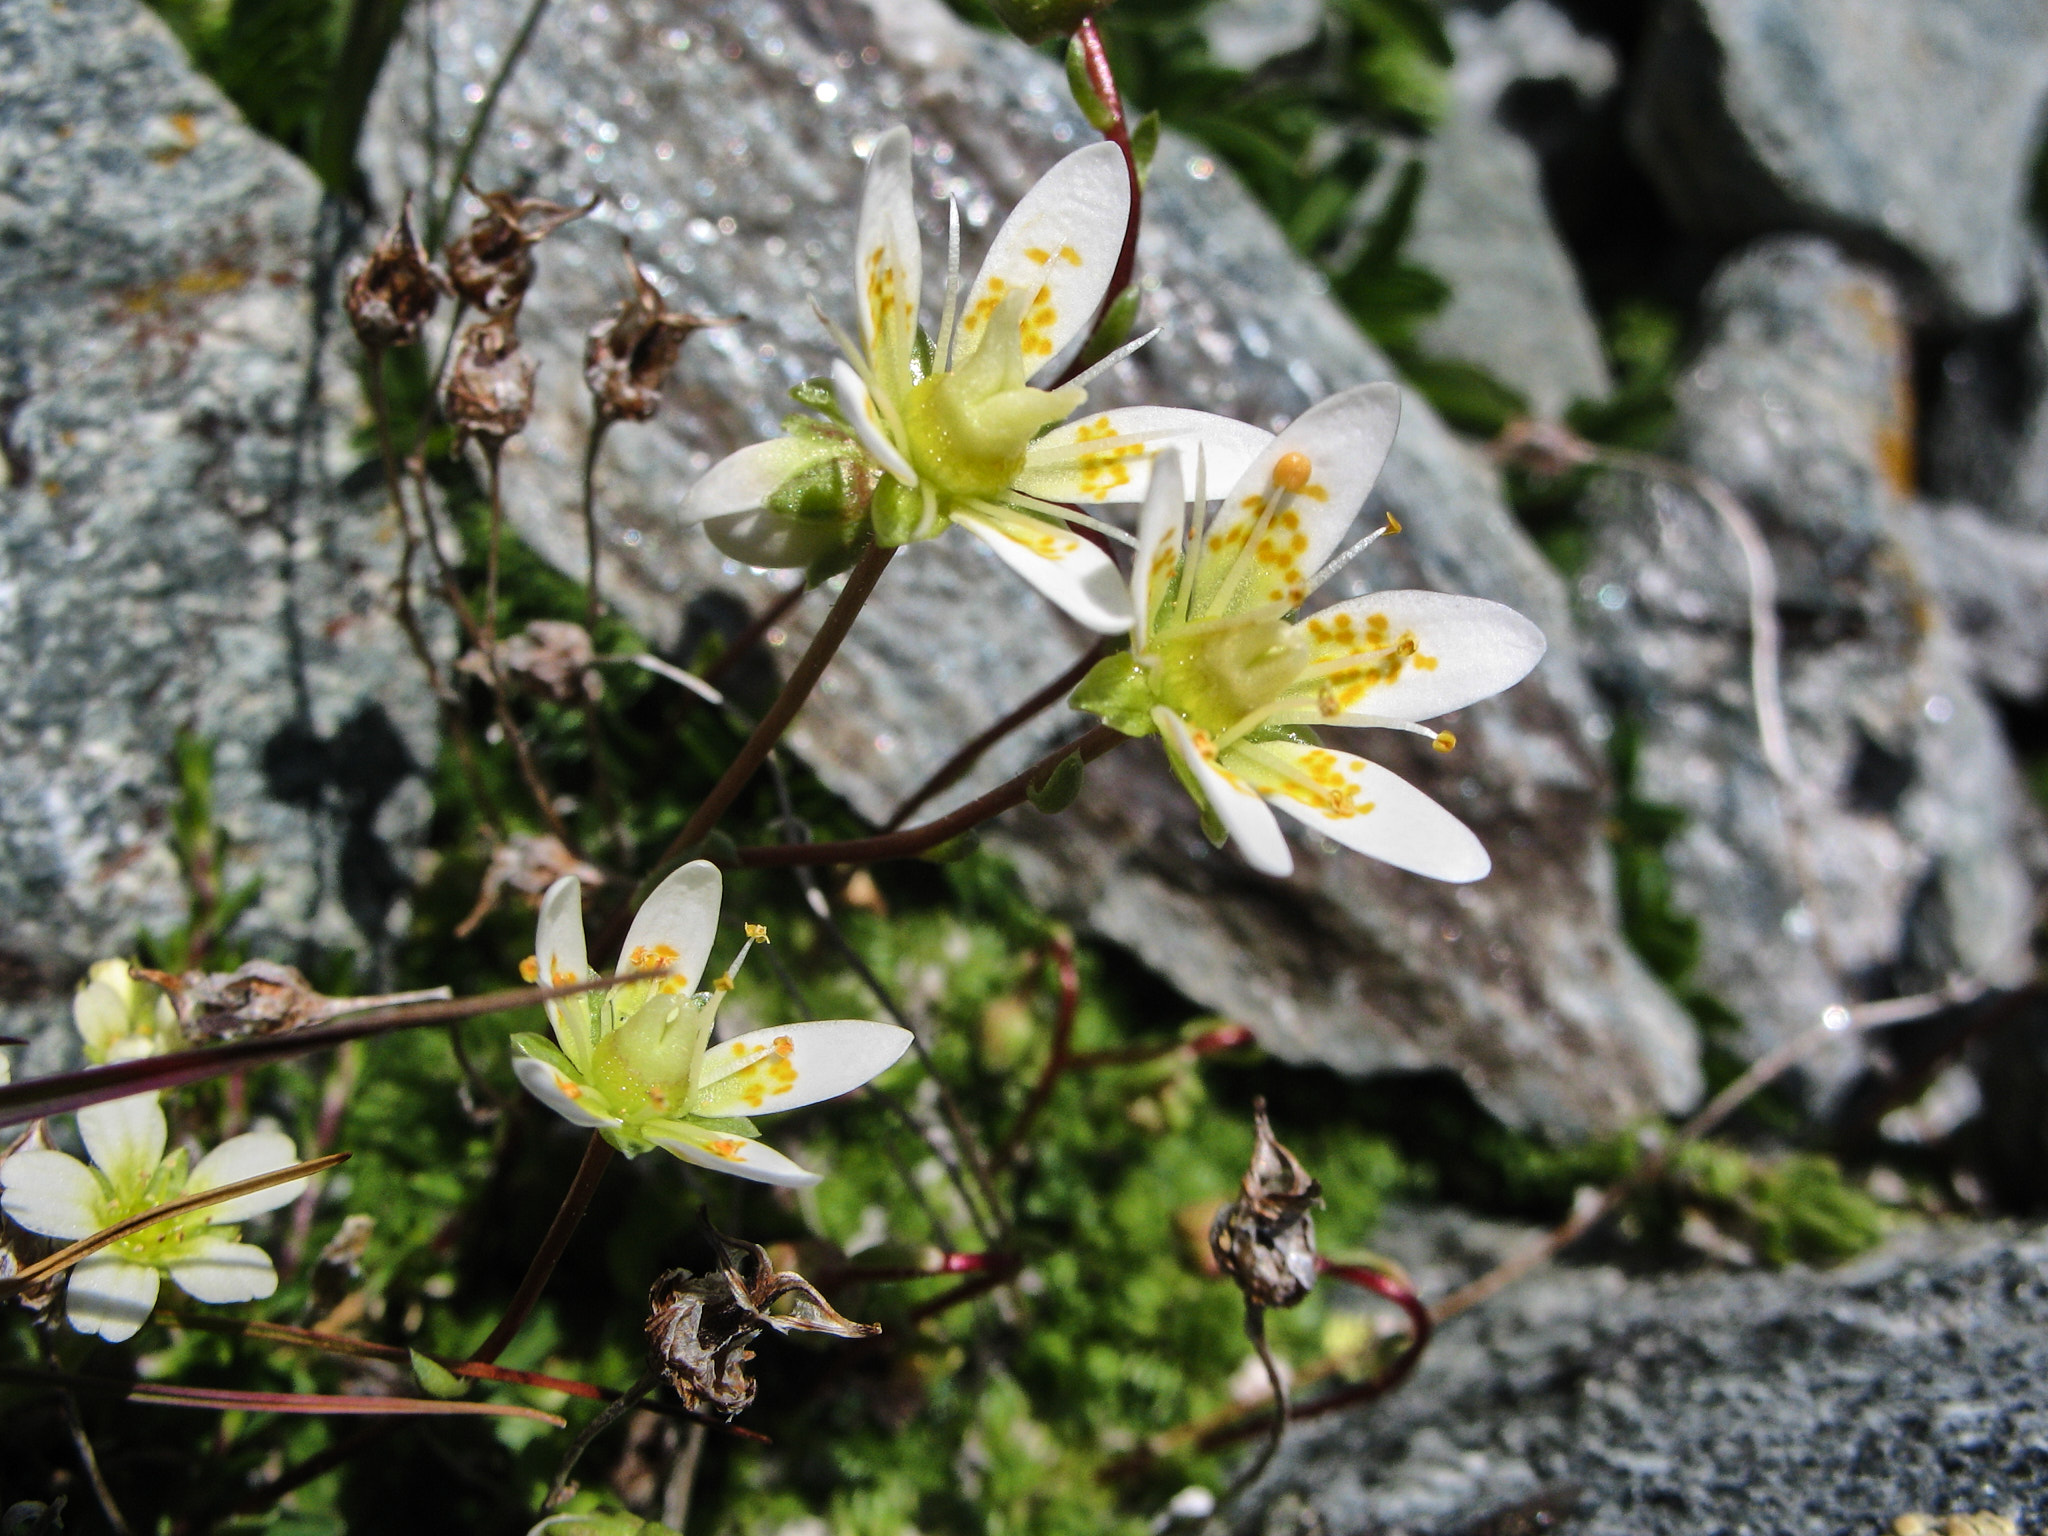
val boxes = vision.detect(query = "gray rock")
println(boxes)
[1891,501,2048,702]
[1228,1222,2048,1535]
[1405,0,1614,420]
[0,0,436,1072]
[1578,238,2041,1082]
[1926,247,2048,535]
[362,0,1699,1133]
[1628,0,2048,321]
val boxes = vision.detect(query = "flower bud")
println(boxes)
[986,0,1110,46]
[584,243,731,423]
[445,184,595,314]
[343,197,444,349]
[443,310,538,444]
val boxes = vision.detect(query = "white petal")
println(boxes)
[188,1131,305,1223]
[1017,408,1273,505]
[1155,709,1293,877]
[691,1021,913,1119]
[854,125,921,369]
[954,508,1134,634]
[1130,447,1187,647]
[65,1253,161,1343]
[1300,591,1548,724]
[1246,741,1490,882]
[535,874,595,1061]
[955,141,1130,374]
[645,1122,822,1188]
[77,1091,166,1196]
[1193,383,1403,615]
[73,975,130,1063]
[617,859,722,991]
[680,436,841,524]
[167,1233,279,1305]
[702,509,848,570]
[0,1149,106,1240]
[831,358,918,486]
[512,1056,622,1131]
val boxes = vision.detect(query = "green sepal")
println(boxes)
[1070,651,1155,736]
[1242,722,1321,749]
[768,458,862,527]
[410,1350,470,1399]
[1027,751,1086,815]
[872,477,942,546]
[141,1146,190,1205]
[1065,35,1115,131]
[1129,111,1160,187]
[911,326,935,381]
[804,529,871,589]
[781,412,854,443]
[789,377,844,422]
[1070,283,1141,375]
[685,1115,762,1139]
[510,1031,578,1078]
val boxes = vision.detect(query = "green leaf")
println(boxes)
[1066,34,1117,132]
[409,1349,470,1400]
[1129,111,1161,187]
[789,377,844,421]
[1026,752,1086,815]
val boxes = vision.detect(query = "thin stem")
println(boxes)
[883,642,1108,831]
[635,543,895,894]
[221,1424,390,1517]
[704,581,808,691]
[736,724,1127,868]
[59,1386,133,1536]
[282,1040,362,1274]
[661,1421,708,1531]
[470,1132,615,1364]
[581,416,610,631]
[1053,16,1141,389]
[545,1369,658,1512]
[483,443,505,651]
[428,0,554,248]
[364,347,448,701]
[994,934,1080,1167]
[1223,1307,1286,1498]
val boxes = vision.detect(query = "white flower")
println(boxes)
[512,861,911,1188]
[73,958,178,1065]
[680,124,1270,633]
[1073,384,1548,880]
[0,1092,308,1343]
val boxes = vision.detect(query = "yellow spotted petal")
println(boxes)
[1017,407,1272,505]
[534,875,596,1066]
[1192,383,1402,616]
[645,1122,821,1188]
[511,1055,622,1131]
[854,125,921,383]
[953,141,1128,374]
[1289,590,1547,726]
[1130,447,1187,648]
[691,1020,912,1119]
[616,859,722,995]
[954,506,1133,634]
[1155,708,1292,876]
[1233,740,1489,882]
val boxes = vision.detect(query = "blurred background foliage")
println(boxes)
[2,0,1941,1530]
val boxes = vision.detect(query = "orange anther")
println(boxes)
[1273,452,1313,493]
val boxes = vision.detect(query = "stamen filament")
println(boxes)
[1205,484,1297,620]
[937,198,963,370]
[1063,327,1161,392]
[1297,520,1396,605]
[1179,445,1209,626]
[1001,494,1141,548]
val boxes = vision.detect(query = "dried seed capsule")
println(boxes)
[1208,1097,1322,1311]
[646,1225,877,1419]
[444,184,595,314]
[343,196,444,350]
[584,242,731,423]
[443,310,538,444]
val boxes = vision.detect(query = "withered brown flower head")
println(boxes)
[135,959,333,1043]
[443,310,538,444]
[1209,1097,1323,1311]
[646,1226,878,1418]
[454,829,605,939]
[459,619,604,706]
[584,243,732,423]
[343,196,445,350]
[444,183,595,314]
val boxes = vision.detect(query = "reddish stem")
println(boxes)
[995,936,1081,1166]
[470,1132,616,1364]
[1054,17,1142,388]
